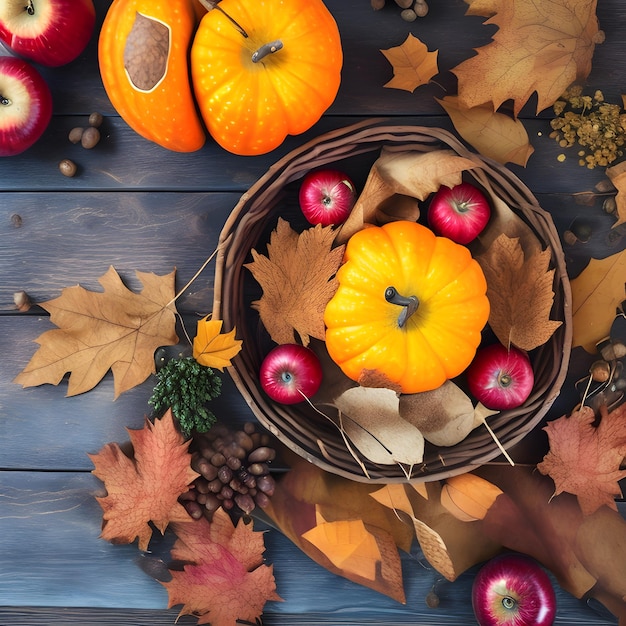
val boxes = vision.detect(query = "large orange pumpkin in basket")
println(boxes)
[324,221,490,394]
[191,0,343,156]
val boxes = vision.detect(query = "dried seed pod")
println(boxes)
[59,159,77,177]
[234,494,256,515]
[81,126,100,149]
[68,127,84,144]
[248,446,276,463]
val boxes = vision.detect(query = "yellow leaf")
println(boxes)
[302,517,381,581]
[437,95,534,166]
[570,251,626,353]
[370,484,414,516]
[192,317,242,370]
[605,161,626,228]
[440,473,503,522]
[14,267,178,398]
[380,34,438,93]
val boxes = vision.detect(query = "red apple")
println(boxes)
[472,553,557,626]
[259,344,323,405]
[0,56,52,156]
[466,343,534,411]
[0,0,96,67]
[299,168,357,226]
[428,181,491,244]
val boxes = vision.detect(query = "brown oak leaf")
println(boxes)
[164,510,281,626]
[380,34,439,93]
[452,0,601,116]
[89,410,199,551]
[14,266,178,398]
[245,218,345,346]
[477,233,562,350]
[537,404,626,515]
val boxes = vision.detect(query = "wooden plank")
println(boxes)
[0,471,619,624]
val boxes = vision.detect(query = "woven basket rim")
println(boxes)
[213,120,573,484]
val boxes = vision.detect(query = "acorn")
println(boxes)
[59,159,77,177]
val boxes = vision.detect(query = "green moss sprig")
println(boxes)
[149,356,222,437]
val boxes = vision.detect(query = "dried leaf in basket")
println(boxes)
[452,0,601,116]
[436,95,534,166]
[537,403,626,516]
[337,148,478,243]
[245,218,345,346]
[477,233,562,350]
[570,249,626,353]
[380,33,439,93]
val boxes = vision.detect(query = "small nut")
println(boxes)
[59,159,77,177]
[88,112,104,128]
[81,126,100,149]
[68,127,84,144]
[395,0,413,7]
[401,8,417,20]
[13,290,32,312]
[603,196,617,215]
[414,0,429,16]
[590,359,611,383]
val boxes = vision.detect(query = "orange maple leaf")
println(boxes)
[89,410,199,551]
[164,510,282,626]
[537,404,626,515]
[380,33,439,93]
[14,266,178,398]
[452,0,602,115]
[192,317,242,371]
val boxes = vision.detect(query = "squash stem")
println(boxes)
[252,40,284,63]
[196,0,249,38]
[385,286,419,328]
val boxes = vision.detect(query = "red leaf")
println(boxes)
[89,409,199,551]
[164,511,282,626]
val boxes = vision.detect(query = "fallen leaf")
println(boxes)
[570,249,626,352]
[380,33,439,93]
[464,0,498,15]
[337,148,478,243]
[537,404,626,515]
[164,511,281,626]
[14,266,178,398]
[477,233,562,350]
[192,317,242,370]
[328,385,425,468]
[436,95,534,166]
[245,219,345,346]
[440,473,503,522]
[89,410,198,551]
[452,0,601,116]
[605,161,626,227]
[370,484,415,517]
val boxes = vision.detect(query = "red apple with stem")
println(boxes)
[259,344,323,405]
[472,553,557,626]
[428,181,491,244]
[0,0,96,67]
[299,168,357,226]
[0,56,52,156]
[466,343,534,411]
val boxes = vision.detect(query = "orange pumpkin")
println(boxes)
[324,221,490,394]
[98,0,205,153]
[191,0,343,156]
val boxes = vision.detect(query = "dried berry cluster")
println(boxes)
[550,86,626,169]
[371,0,428,21]
[180,422,276,521]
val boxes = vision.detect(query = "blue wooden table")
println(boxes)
[1,0,624,624]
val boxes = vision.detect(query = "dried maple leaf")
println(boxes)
[605,161,626,227]
[14,266,178,398]
[380,33,439,93]
[164,511,281,626]
[245,219,345,346]
[477,233,562,350]
[337,148,478,243]
[570,249,626,352]
[537,404,626,515]
[89,410,199,551]
[452,0,602,116]
[192,317,242,371]
[436,95,534,166]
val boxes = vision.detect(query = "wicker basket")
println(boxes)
[213,120,572,483]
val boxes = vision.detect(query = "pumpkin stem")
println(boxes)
[385,286,419,328]
[252,40,284,63]
[197,0,249,38]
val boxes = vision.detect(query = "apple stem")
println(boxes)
[385,286,419,328]
[252,40,284,63]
